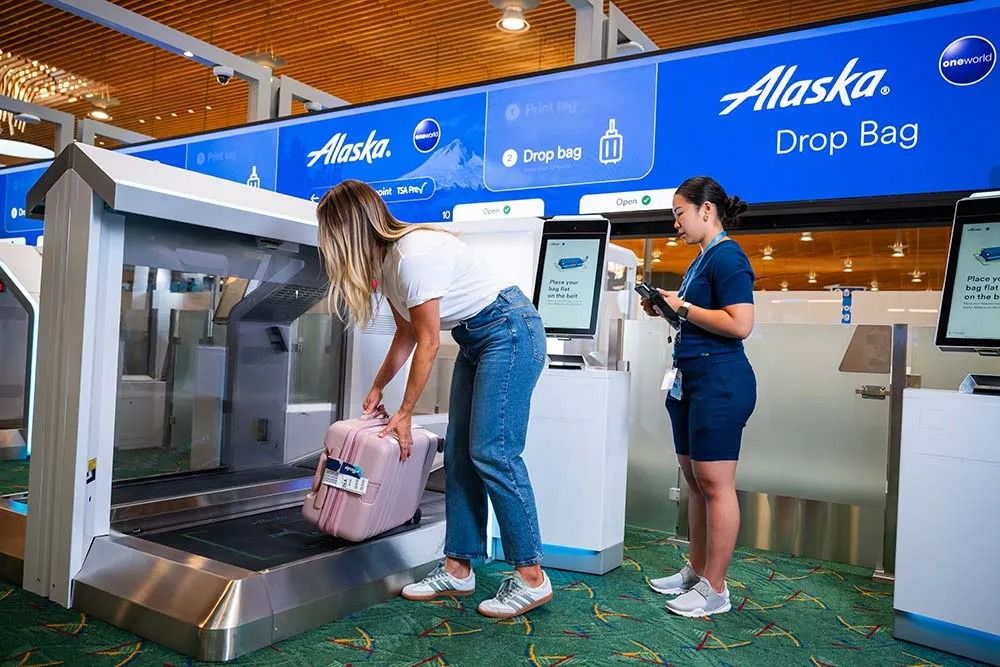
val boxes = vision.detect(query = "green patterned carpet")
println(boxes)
[0,459,28,496]
[0,524,985,667]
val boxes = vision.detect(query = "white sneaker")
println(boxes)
[649,564,700,595]
[478,572,553,619]
[665,576,732,617]
[401,564,476,601]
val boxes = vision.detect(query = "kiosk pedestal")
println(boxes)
[894,392,1000,664]
[492,367,630,574]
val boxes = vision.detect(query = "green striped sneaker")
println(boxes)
[401,564,476,601]
[478,572,553,619]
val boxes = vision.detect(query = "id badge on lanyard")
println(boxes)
[662,231,726,399]
[662,367,683,399]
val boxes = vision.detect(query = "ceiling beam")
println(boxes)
[36,0,275,121]
[0,94,75,153]
[277,76,349,118]
[75,118,152,145]
[606,2,658,57]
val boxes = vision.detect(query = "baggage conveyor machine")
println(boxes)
[6,143,445,661]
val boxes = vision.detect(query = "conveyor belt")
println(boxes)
[143,496,436,570]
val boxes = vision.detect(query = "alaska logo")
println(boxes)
[719,58,887,115]
[306,130,391,167]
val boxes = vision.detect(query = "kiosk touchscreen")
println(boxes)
[531,218,609,339]
[936,194,1000,355]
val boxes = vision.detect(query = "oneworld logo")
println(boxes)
[306,130,391,167]
[719,58,887,115]
[412,118,441,153]
[939,35,995,86]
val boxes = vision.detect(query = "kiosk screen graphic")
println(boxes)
[937,196,1000,351]
[535,236,605,336]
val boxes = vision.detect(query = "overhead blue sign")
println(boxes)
[1,0,997,243]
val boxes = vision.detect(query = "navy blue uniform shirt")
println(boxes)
[675,240,755,361]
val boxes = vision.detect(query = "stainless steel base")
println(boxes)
[73,495,446,662]
[677,488,885,568]
[0,495,26,585]
[0,429,27,460]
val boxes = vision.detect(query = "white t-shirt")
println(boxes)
[380,229,507,330]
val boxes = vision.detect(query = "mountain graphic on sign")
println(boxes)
[399,139,484,190]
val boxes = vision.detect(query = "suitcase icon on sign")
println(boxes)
[599,119,624,165]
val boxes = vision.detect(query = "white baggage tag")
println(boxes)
[333,473,369,496]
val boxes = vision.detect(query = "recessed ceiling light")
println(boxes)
[170,112,177,117]
[761,245,774,260]
[205,105,213,110]
[890,240,906,257]
[910,269,924,283]
[0,139,55,160]
[155,115,162,120]
[188,109,194,113]
[138,119,145,124]
[807,271,817,284]
[89,109,110,120]
[870,280,880,292]
[800,231,814,242]
[666,238,678,247]
[843,258,854,273]
[780,281,789,292]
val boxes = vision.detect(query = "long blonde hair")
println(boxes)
[316,179,424,326]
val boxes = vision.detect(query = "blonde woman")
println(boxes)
[316,180,552,620]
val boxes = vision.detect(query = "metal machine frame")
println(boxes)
[18,143,444,660]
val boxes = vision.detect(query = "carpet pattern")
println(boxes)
[0,525,985,666]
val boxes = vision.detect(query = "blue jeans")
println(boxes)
[444,286,546,567]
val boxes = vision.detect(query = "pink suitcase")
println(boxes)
[303,417,440,542]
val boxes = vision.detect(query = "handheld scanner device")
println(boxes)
[634,282,679,328]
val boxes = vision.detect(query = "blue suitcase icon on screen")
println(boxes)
[977,246,1000,264]
[557,256,588,270]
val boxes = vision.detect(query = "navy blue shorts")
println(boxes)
[665,352,756,462]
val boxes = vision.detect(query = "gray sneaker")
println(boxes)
[664,576,731,617]
[649,564,700,595]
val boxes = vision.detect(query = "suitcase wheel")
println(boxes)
[409,508,422,526]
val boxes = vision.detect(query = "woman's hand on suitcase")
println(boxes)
[363,386,386,417]
[380,410,413,461]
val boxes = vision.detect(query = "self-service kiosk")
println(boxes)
[487,217,634,574]
[894,192,1000,665]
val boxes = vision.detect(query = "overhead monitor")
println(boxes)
[532,218,609,338]
[936,194,1000,353]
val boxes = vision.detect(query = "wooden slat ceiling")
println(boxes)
[615,226,951,292]
[0,0,926,152]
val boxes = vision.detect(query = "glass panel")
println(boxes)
[622,319,678,532]
[0,288,29,431]
[623,320,894,534]
[113,218,340,482]
[290,307,345,406]
[741,324,890,507]
[908,324,1000,389]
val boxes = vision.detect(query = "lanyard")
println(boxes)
[678,231,727,299]
[672,231,727,361]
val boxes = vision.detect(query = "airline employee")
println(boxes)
[641,176,757,618]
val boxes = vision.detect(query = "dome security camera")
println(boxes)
[212,65,235,85]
